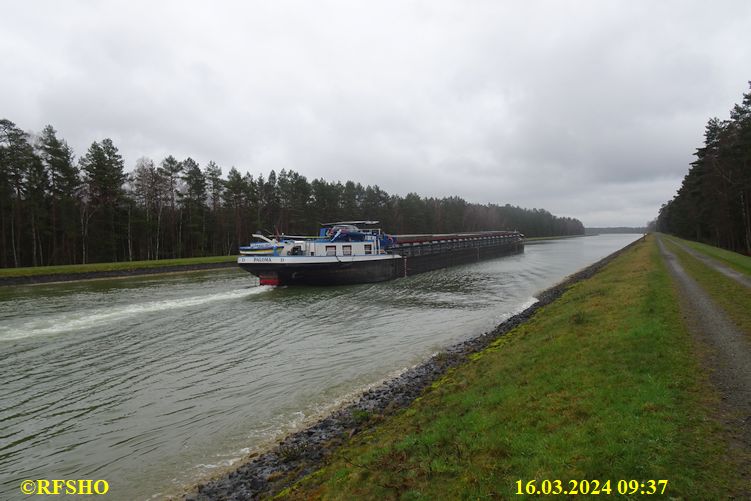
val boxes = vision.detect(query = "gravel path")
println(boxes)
[668,238,751,289]
[657,236,751,477]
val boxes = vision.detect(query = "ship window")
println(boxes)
[343,245,352,256]
[364,244,372,255]
[326,245,336,256]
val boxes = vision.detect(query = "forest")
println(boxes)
[0,119,584,268]
[657,83,751,254]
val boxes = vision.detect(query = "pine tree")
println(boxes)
[0,119,37,266]
[37,124,79,264]
[79,139,126,262]
[223,167,248,251]
[181,157,207,255]
[203,161,224,254]
[158,155,183,257]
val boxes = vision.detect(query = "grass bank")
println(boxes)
[670,236,751,276]
[663,237,751,336]
[0,255,236,279]
[280,236,742,499]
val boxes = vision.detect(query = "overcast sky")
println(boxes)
[2,1,750,226]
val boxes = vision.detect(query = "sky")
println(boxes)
[2,1,750,227]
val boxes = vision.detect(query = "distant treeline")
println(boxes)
[0,119,584,268]
[657,83,751,254]
[585,227,646,235]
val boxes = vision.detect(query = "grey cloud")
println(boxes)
[2,0,750,227]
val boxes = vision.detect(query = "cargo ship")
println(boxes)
[237,221,524,286]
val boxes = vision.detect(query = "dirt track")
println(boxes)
[657,235,751,482]
[668,238,751,289]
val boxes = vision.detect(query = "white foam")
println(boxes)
[491,296,538,325]
[0,286,271,341]
[518,296,540,313]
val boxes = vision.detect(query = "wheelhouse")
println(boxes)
[239,221,395,258]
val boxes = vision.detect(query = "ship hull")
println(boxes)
[238,255,402,286]
[399,240,524,276]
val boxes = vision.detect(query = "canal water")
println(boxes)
[0,234,639,500]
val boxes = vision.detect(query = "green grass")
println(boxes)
[0,255,236,278]
[666,235,751,277]
[664,238,751,336]
[279,236,744,500]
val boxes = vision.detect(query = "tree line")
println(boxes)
[0,119,584,268]
[657,83,751,254]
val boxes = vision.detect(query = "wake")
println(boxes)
[0,286,270,341]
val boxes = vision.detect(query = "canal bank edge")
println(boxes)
[184,236,647,500]
[0,261,237,286]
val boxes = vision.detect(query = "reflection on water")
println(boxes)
[0,234,639,500]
